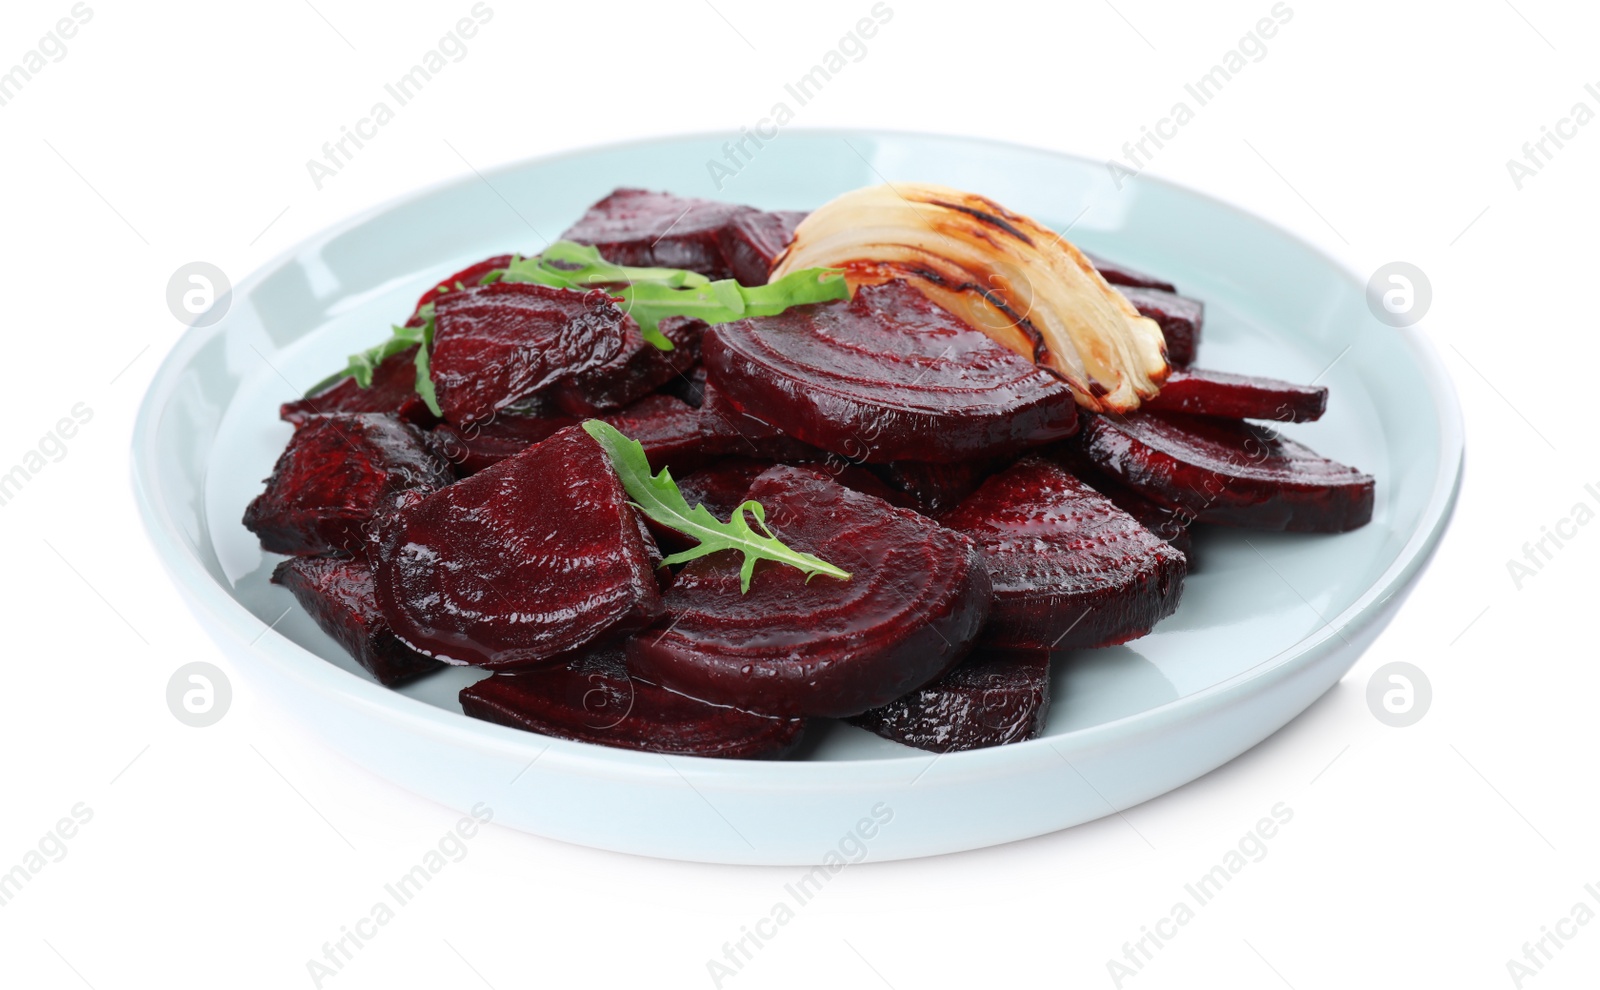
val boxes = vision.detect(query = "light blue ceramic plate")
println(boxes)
[132,132,1462,864]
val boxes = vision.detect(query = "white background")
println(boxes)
[2,0,1597,987]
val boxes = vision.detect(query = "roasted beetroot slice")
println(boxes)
[847,648,1051,752]
[627,466,992,718]
[281,347,433,426]
[942,457,1186,651]
[272,556,443,686]
[412,254,513,315]
[373,425,664,669]
[560,188,756,280]
[429,283,628,425]
[869,459,998,517]
[1078,412,1375,533]
[663,458,896,553]
[544,316,705,416]
[1119,286,1203,367]
[460,644,804,759]
[1084,252,1177,293]
[717,209,807,286]
[243,414,451,556]
[1144,368,1326,423]
[429,407,580,474]
[704,280,1078,464]
[1048,446,1194,554]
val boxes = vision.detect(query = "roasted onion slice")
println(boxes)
[769,183,1170,412]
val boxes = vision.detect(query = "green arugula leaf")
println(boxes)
[615,267,850,348]
[309,244,847,409]
[581,420,851,593]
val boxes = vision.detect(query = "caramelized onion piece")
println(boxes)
[769,183,1170,412]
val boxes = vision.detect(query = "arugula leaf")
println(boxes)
[615,267,850,347]
[309,243,847,408]
[581,420,851,593]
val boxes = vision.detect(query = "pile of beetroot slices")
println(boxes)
[246,188,1375,759]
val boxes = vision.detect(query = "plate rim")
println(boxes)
[130,128,1465,788]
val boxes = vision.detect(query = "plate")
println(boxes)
[131,131,1462,864]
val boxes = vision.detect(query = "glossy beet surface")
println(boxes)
[560,188,755,280]
[272,555,442,686]
[1144,368,1327,423]
[1119,286,1203,367]
[243,414,451,556]
[1048,445,1193,554]
[627,466,993,718]
[848,648,1052,752]
[598,391,818,474]
[429,283,627,425]
[374,426,664,669]
[1084,252,1177,293]
[413,254,513,315]
[460,644,805,759]
[545,316,704,416]
[281,347,434,426]
[942,458,1186,651]
[717,209,806,286]
[1078,412,1376,532]
[703,280,1078,464]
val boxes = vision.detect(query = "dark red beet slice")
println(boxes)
[1143,367,1327,423]
[847,648,1052,752]
[412,254,513,315]
[1084,252,1177,293]
[272,555,443,686]
[1078,412,1375,533]
[244,414,451,556]
[460,644,805,759]
[1048,445,1193,554]
[627,466,992,718]
[868,459,998,517]
[942,457,1186,651]
[373,425,664,669]
[717,209,807,286]
[281,347,433,426]
[543,316,705,416]
[1119,286,1202,367]
[560,188,756,280]
[429,283,628,425]
[703,280,1078,464]
[430,406,580,475]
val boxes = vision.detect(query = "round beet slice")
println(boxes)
[1078,412,1375,533]
[1142,368,1327,423]
[702,280,1078,464]
[627,465,992,718]
[941,458,1187,652]
[374,425,664,669]
[460,644,805,759]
